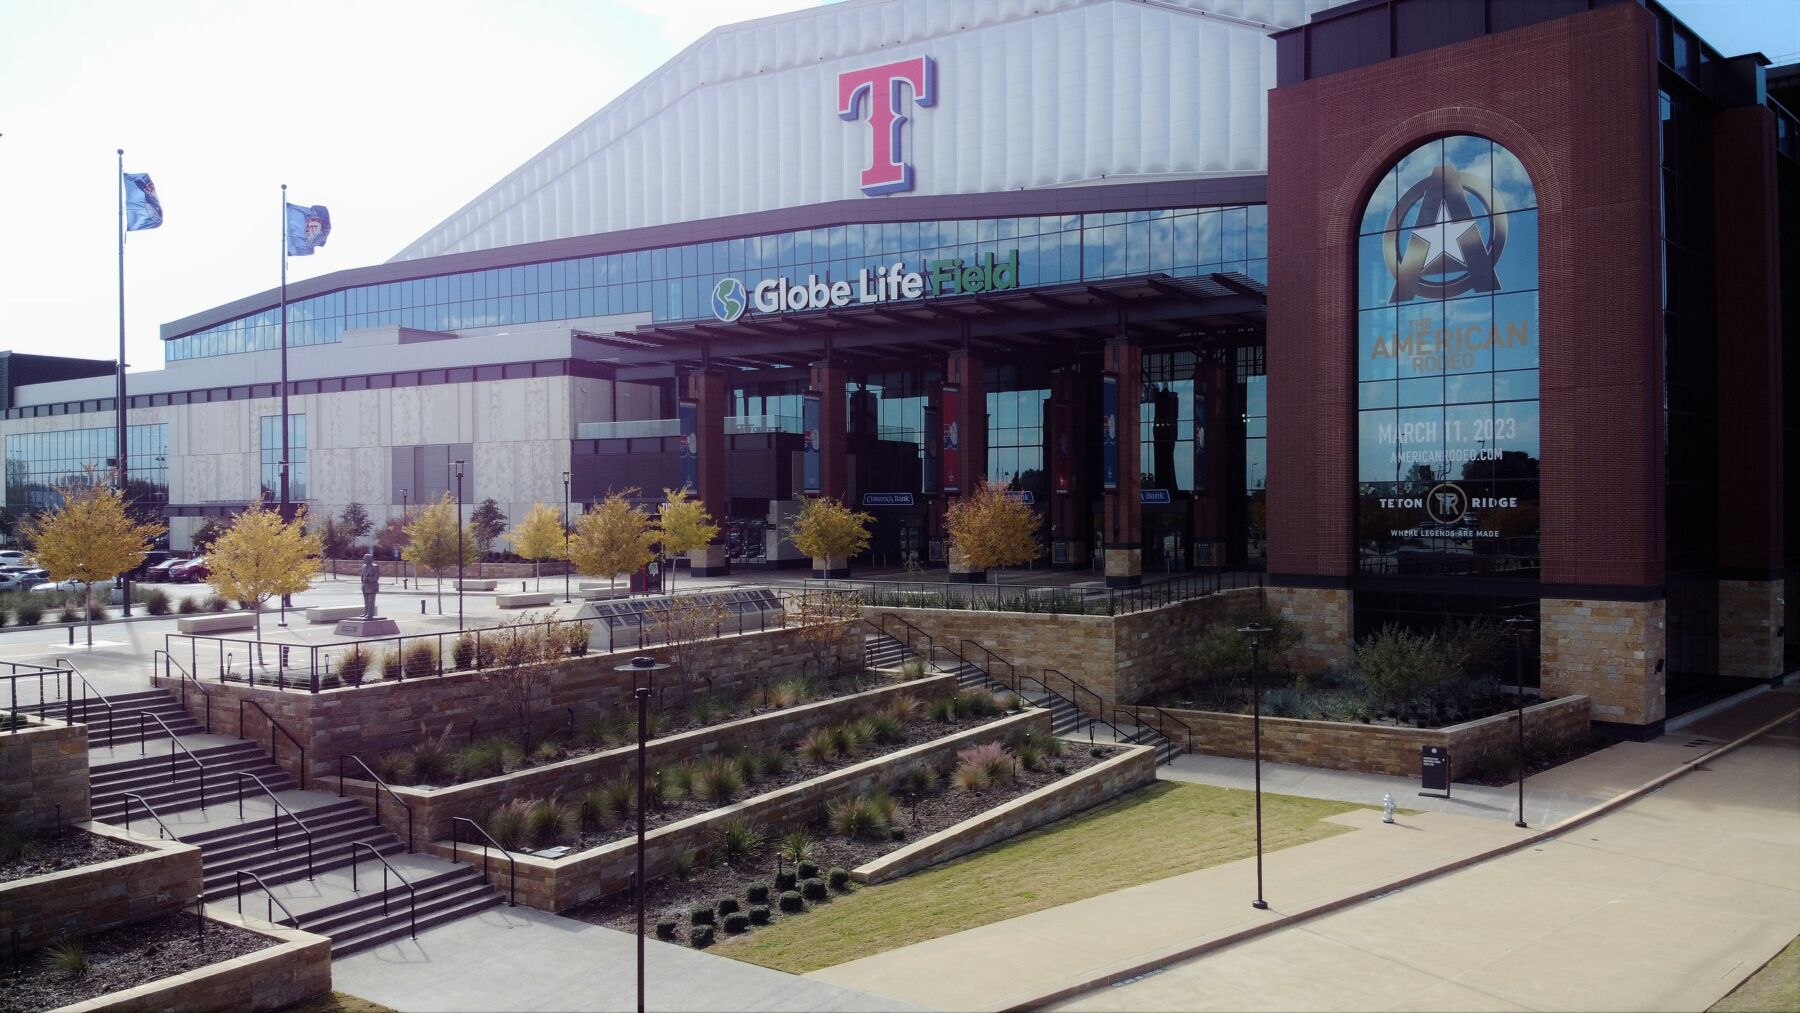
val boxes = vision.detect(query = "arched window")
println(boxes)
[1354,135,1541,578]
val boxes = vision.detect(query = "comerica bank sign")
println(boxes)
[711,250,1019,322]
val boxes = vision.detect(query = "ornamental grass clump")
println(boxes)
[403,640,439,679]
[778,828,815,867]
[601,775,636,820]
[338,646,370,686]
[409,726,456,784]
[455,737,522,780]
[798,728,834,764]
[523,797,578,849]
[664,762,699,800]
[696,757,744,804]
[451,632,477,671]
[712,817,767,861]
[827,791,897,841]
[768,677,814,709]
[884,693,923,724]
[952,741,1019,792]
[484,799,532,850]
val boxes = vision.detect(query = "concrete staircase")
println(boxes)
[20,687,203,750]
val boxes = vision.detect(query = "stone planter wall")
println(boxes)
[0,823,203,951]
[853,743,1158,885]
[156,622,856,785]
[341,675,958,842]
[1166,694,1592,779]
[58,914,331,1013]
[1,715,89,834]
[422,708,1052,912]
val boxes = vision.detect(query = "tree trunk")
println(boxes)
[436,573,443,614]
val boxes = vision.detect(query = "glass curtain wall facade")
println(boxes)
[3,424,168,511]
[259,414,308,502]
[166,207,1270,362]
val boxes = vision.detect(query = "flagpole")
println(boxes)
[116,148,132,618]
[279,184,292,609]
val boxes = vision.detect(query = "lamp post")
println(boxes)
[615,655,668,1013]
[562,470,572,604]
[1504,614,1534,829]
[1238,621,1272,910]
[400,488,408,588]
[277,461,290,627]
[453,461,465,631]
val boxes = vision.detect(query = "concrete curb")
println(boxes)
[997,702,1800,1012]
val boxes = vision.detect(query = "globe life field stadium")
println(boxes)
[3,0,1795,739]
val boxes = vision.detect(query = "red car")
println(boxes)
[167,556,210,583]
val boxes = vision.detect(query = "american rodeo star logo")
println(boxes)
[1382,163,1506,302]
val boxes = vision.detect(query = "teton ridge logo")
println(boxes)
[1382,164,1507,302]
[710,277,747,322]
[838,56,936,196]
[1425,482,1470,525]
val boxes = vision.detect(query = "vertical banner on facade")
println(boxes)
[801,392,822,496]
[1100,374,1119,491]
[677,400,699,491]
[1051,395,1072,495]
[941,384,962,493]
[1192,380,1207,493]
[921,403,940,494]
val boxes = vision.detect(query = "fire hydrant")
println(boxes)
[1382,793,1397,824]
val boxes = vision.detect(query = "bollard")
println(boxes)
[1382,793,1396,824]
[420,599,427,614]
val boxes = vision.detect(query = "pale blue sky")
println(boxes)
[0,0,1791,371]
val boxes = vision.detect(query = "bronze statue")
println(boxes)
[360,552,380,618]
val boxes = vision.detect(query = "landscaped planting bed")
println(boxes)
[1,823,204,952]
[563,733,1119,948]
[0,911,270,1012]
[1,826,148,883]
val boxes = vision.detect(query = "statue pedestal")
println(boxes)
[335,617,400,637]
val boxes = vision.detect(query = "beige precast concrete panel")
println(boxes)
[390,0,1337,263]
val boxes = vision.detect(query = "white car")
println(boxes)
[0,572,31,592]
[0,550,27,566]
[30,578,114,597]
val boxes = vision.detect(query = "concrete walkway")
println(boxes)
[801,691,1800,1012]
[330,903,925,1012]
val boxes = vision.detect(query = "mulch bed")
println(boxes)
[1456,732,1621,787]
[0,828,149,884]
[0,911,271,1012]
[564,741,1119,939]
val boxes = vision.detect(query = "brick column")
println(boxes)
[685,369,729,577]
[1712,105,1787,680]
[1193,354,1239,568]
[809,363,849,502]
[1103,337,1141,587]
[945,350,986,582]
[1049,370,1089,569]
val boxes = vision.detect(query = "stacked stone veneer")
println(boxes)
[1719,579,1786,680]
[422,708,1051,912]
[60,916,331,1013]
[342,675,958,842]
[0,822,204,950]
[156,623,855,785]
[865,587,1259,711]
[1541,598,1666,727]
[1264,586,1353,673]
[1,715,89,834]
[853,743,1157,885]
[1166,695,1590,780]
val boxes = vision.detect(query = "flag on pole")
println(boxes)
[285,202,331,255]
[123,173,162,231]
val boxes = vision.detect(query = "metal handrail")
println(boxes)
[821,570,1266,616]
[449,816,517,906]
[122,792,180,841]
[348,842,417,939]
[878,612,935,662]
[137,711,208,810]
[238,698,307,789]
[339,754,415,852]
[1043,668,1122,745]
[1133,702,1194,754]
[235,869,301,928]
[54,658,117,748]
[3,661,75,733]
[234,771,314,879]
[156,650,212,733]
[958,639,1017,691]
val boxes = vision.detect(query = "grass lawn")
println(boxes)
[716,780,1362,974]
[1711,935,1800,1012]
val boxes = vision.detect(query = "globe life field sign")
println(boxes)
[713,250,1019,322]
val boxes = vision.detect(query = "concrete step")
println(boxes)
[194,801,379,863]
[202,837,405,902]
[302,865,488,938]
[92,740,266,785]
[328,884,502,958]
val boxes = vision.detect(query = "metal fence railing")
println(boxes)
[810,569,1263,617]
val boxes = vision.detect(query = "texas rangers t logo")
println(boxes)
[838,56,936,196]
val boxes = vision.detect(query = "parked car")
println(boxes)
[0,571,32,592]
[30,577,114,598]
[0,565,46,589]
[142,557,186,582]
[127,551,176,581]
[0,550,28,565]
[166,557,209,583]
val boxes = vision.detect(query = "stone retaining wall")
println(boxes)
[156,623,855,785]
[0,823,203,951]
[59,914,332,1013]
[422,708,1052,912]
[853,743,1158,885]
[1,716,90,834]
[342,675,958,842]
[1166,695,1590,779]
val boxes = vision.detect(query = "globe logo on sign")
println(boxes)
[711,277,747,322]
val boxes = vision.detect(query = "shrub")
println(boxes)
[85,600,108,621]
[899,656,929,681]
[204,594,230,613]
[828,867,850,891]
[665,762,699,799]
[928,696,957,724]
[43,940,88,978]
[600,775,635,819]
[769,678,813,709]
[955,742,1017,786]
[885,694,923,724]
[404,640,439,679]
[454,738,506,780]
[532,740,562,763]
[452,633,477,671]
[1089,745,1106,758]
[800,877,828,901]
[484,799,532,850]
[951,763,989,792]
[690,693,732,727]
[338,646,370,686]
[846,719,878,751]
[748,905,770,925]
[370,749,414,784]
[723,911,750,934]
[994,691,1020,712]
[890,826,906,841]
[778,890,804,912]
[953,688,1000,718]
[733,750,761,786]
[774,869,798,892]
[754,748,790,779]
[867,713,906,744]
[523,797,578,848]
[689,925,715,948]
[798,728,834,764]
[824,724,857,758]
[673,851,696,881]
[745,882,771,905]
[796,860,820,881]
[716,896,741,915]
[696,757,744,804]
[688,904,715,926]
[14,599,43,625]
[827,794,890,840]
[1053,761,1068,775]
[899,765,937,796]
[1017,742,1044,771]
[177,596,202,615]
[1021,729,1065,758]
[712,817,767,862]
[58,605,81,625]
[143,588,171,615]
[410,730,455,784]
[377,648,403,681]
[655,919,677,940]
[577,787,611,832]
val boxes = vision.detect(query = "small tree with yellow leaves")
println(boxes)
[568,490,658,594]
[945,479,1043,582]
[509,503,567,591]
[206,497,323,644]
[654,485,720,593]
[403,492,478,614]
[785,496,874,577]
[21,473,165,647]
